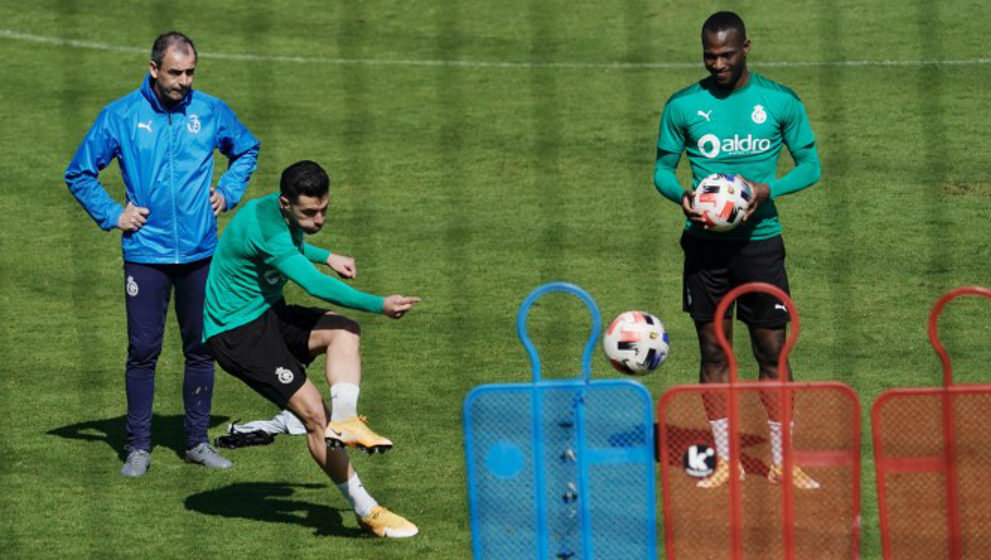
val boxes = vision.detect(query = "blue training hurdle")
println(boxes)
[463,282,657,560]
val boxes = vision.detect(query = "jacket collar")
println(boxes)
[140,73,193,113]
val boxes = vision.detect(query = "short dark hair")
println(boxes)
[701,11,747,41]
[280,161,330,201]
[151,31,197,67]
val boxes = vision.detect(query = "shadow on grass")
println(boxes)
[47,413,230,461]
[184,482,362,538]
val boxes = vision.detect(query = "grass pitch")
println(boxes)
[1,1,989,558]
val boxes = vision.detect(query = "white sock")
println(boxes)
[330,383,360,422]
[709,418,729,461]
[768,420,794,466]
[336,473,378,517]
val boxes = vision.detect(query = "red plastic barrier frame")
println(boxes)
[713,282,801,560]
[873,285,991,560]
[657,381,861,560]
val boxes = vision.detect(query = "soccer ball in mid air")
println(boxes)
[603,311,670,376]
[692,173,752,232]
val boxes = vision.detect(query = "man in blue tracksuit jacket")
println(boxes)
[65,32,260,477]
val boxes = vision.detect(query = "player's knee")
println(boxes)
[182,340,213,363]
[127,341,163,368]
[753,340,784,369]
[699,340,727,368]
[327,318,361,347]
[297,406,328,434]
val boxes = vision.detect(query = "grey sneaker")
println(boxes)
[185,442,233,469]
[120,449,150,477]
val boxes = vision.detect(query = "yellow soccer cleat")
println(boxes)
[325,415,393,454]
[357,506,419,538]
[696,458,745,489]
[767,464,821,490]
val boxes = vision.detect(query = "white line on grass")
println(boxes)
[3,28,989,70]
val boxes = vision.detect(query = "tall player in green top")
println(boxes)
[654,12,821,489]
[204,160,421,537]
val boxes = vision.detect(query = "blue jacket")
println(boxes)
[65,75,260,264]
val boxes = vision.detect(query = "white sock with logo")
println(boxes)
[709,418,730,461]
[330,383,359,422]
[336,473,378,517]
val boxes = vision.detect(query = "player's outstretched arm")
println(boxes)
[274,253,384,313]
[383,295,421,319]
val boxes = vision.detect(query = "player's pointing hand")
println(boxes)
[383,295,421,319]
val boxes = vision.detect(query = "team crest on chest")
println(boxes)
[751,104,767,124]
[186,114,201,134]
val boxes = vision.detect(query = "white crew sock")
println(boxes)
[330,383,360,422]
[709,418,730,461]
[768,420,794,466]
[336,473,378,518]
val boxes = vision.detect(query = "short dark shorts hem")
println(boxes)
[207,301,328,409]
[681,232,791,328]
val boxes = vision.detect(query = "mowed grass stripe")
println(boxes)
[4,27,990,70]
[815,0,857,387]
[57,1,122,552]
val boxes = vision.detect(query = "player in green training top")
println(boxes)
[204,160,421,538]
[653,12,821,490]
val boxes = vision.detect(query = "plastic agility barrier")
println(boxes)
[658,282,861,560]
[463,282,657,559]
[872,285,991,559]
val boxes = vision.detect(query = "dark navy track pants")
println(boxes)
[123,258,214,451]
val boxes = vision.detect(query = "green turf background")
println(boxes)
[1,1,988,558]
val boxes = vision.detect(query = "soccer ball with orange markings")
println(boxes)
[602,311,670,376]
[692,173,752,232]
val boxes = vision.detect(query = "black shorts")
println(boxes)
[207,300,328,408]
[680,232,791,328]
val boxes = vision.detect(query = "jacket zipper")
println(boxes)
[168,112,179,263]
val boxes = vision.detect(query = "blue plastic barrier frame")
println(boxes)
[463,282,658,560]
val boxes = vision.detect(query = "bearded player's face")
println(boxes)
[282,194,328,234]
[702,29,749,89]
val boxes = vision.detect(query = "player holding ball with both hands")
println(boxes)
[652,11,821,489]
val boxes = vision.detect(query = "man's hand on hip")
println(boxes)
[117,202,150,232]
[210,188,226,216]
